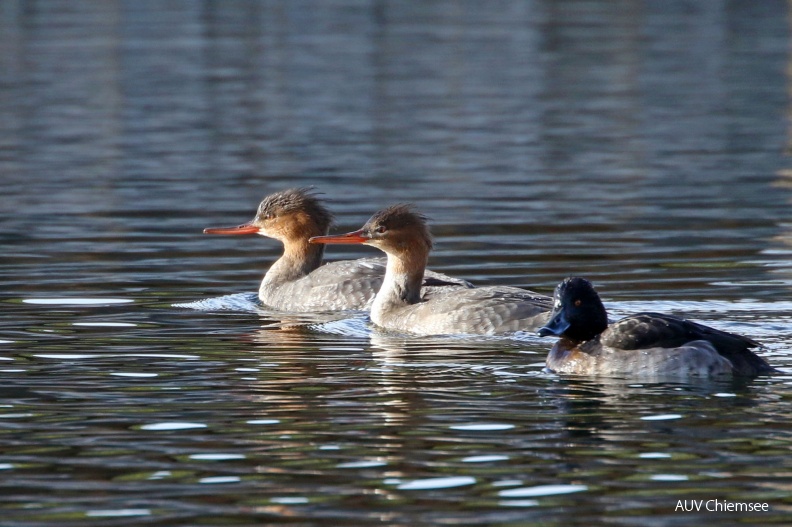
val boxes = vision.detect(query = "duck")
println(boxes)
[203,188,472,312]
[309,204,551,335]
[537,277,775,376]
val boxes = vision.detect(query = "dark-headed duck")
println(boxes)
[537,277,774,377]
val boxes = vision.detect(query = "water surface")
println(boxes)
[2,1,792,525]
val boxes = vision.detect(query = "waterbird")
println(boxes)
[537,277,775,376]
[204,188,472,312]
[309,204,551,335]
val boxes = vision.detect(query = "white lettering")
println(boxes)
[676,500,703,512]
[684,500,769,513]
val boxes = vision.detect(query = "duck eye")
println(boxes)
[574,299,582,307]
[375,225,387,234]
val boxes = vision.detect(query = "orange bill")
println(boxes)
[309,229,369,244]
[203,222,259,235]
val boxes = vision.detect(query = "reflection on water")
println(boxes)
[2,0,792,525]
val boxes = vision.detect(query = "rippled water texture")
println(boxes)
[2,1,792,525]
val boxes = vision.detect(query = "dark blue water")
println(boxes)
[2,1,792,525]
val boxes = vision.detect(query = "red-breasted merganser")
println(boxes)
[204,189,472,312]
[538,277,775,376]
[309,204,551,335]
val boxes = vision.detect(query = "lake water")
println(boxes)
[2,1,792,525]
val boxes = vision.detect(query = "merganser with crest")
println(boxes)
[204,188,471,312]
[309,204,551,335]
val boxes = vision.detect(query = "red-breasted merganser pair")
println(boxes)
[204,188,472,312]
[309,204,551,335]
